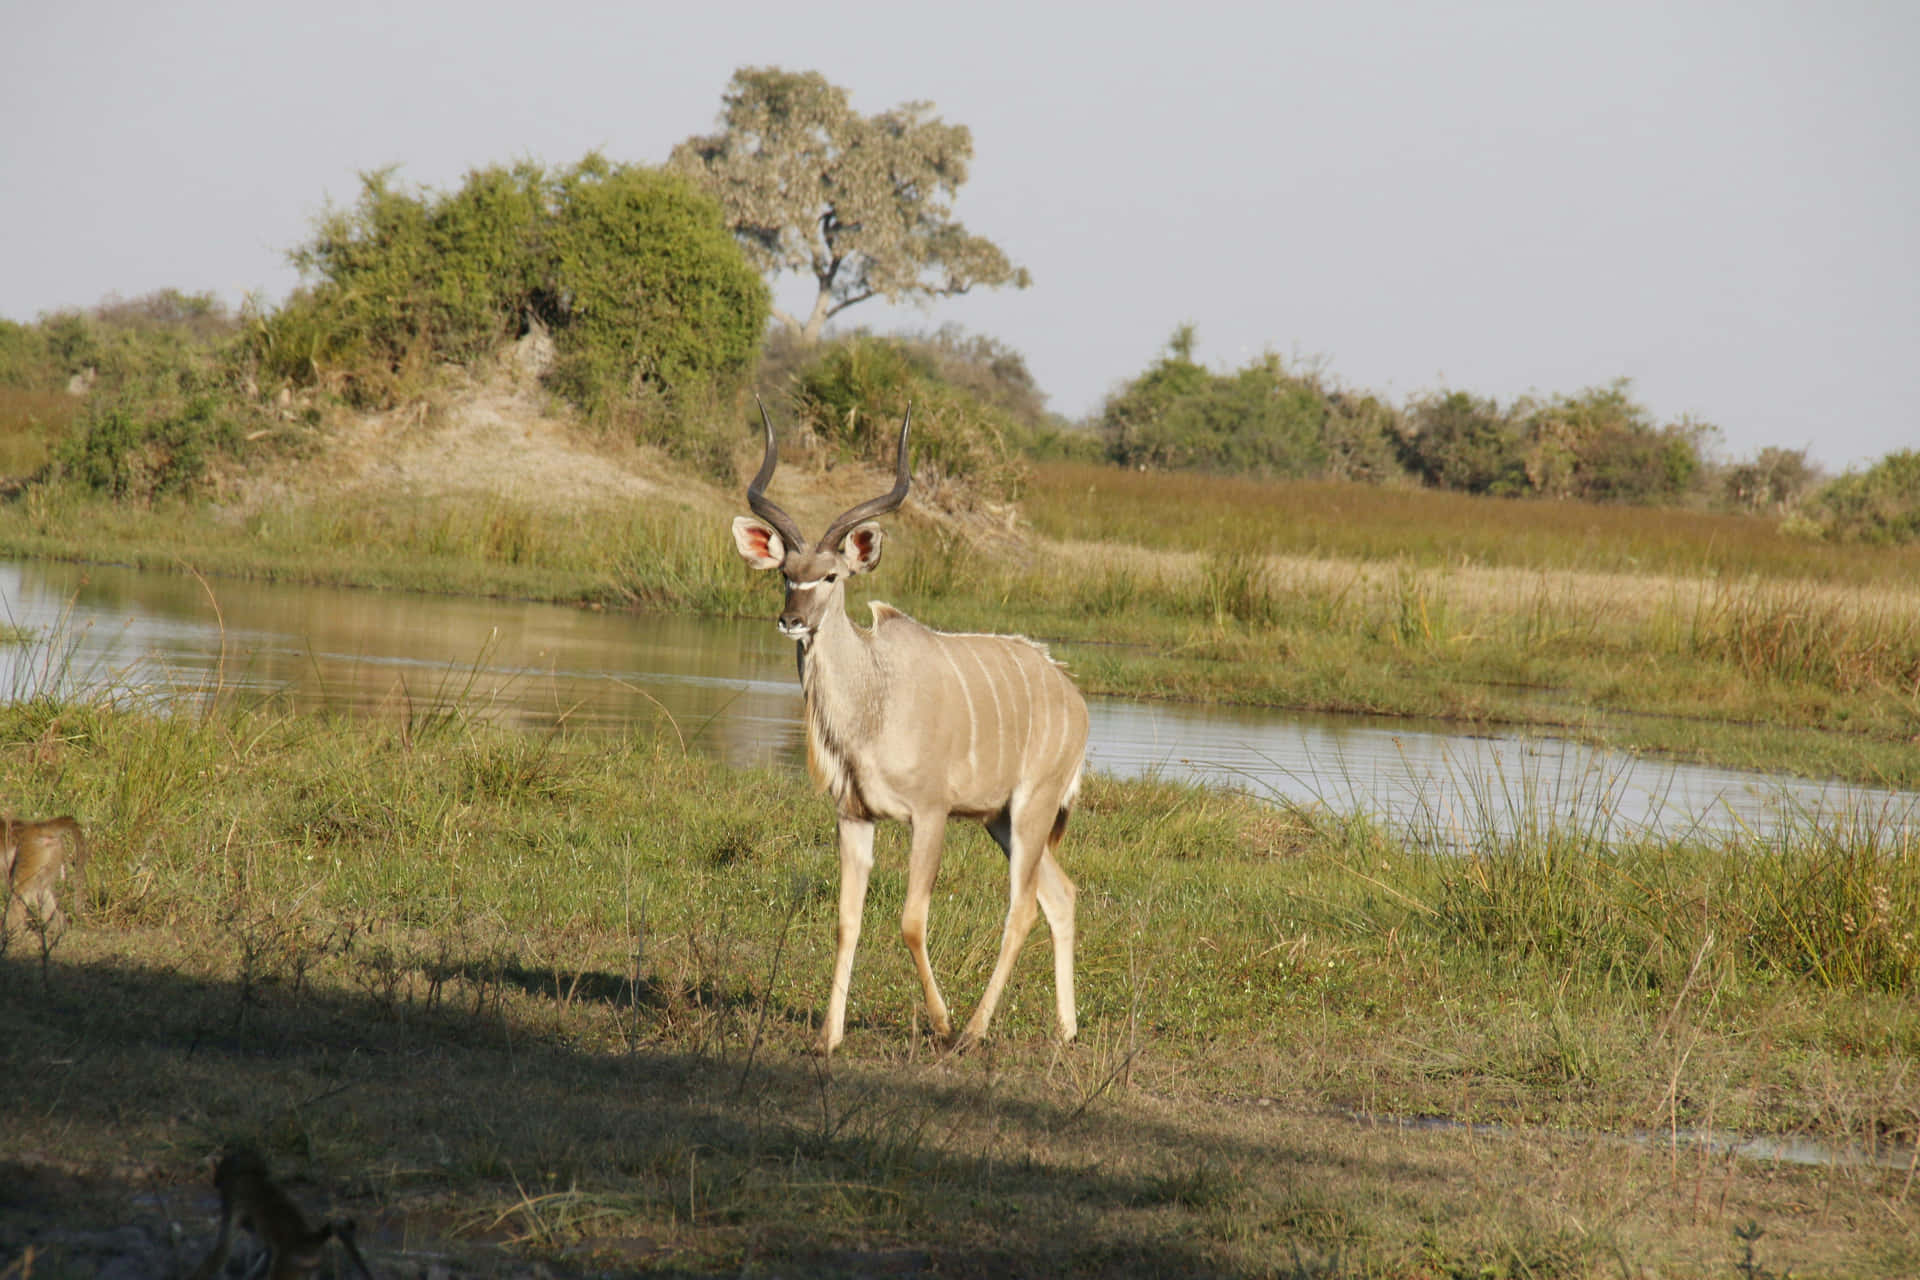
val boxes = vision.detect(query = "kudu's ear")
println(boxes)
[732,516,787,571]
[841,522,885,574]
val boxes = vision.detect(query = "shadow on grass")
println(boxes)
[0,944,1357,1278]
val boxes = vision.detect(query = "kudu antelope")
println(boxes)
[732,407,1089,1054]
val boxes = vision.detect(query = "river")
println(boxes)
[2,560,1912,841]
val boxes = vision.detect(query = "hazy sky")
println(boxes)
[4,1,1914,470]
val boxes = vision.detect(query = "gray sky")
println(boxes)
[4,1,1914,470]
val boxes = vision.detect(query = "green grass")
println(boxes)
[2,680,1917,1276]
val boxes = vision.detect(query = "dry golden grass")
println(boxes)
[0,387,81,478]
[1029,460,1920,585]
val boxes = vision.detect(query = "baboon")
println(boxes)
[1,815,88,933]
[185,1146,374,1280]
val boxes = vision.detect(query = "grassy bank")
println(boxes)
[1024,462,1920,584]
[3,688,1917,1276]
[3,455,1918,789]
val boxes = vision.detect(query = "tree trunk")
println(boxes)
[800,286,833,345]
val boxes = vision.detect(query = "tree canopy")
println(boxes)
[670,67,1030,343]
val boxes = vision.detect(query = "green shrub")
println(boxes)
[1320,390,1406,483]
[265,166,543,401]
[0,318,54,389]
[898,327,1052,428]
[1722,446,1819,513]
[543,158,768,430]
[1,291,240,399]
[55,393,242,500]
[786,333,1027,507]
[258,155,769,430]
[1397,390,1527,495]
[0,292,254,486]
[1398,382,1707,504]
[1518,380,1706,503]
[1805,450,1920,545]
[1098,327,1333,476]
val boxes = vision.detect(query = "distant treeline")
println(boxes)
[1,154,1913,545]
[1083,325,1916,543]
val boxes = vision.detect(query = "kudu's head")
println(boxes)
[731,404,911,645]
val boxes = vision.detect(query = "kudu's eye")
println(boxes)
[824,573,839,584]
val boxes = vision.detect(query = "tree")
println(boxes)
[669,67,1030,343]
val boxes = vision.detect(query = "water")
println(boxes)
[2,560,1913,840]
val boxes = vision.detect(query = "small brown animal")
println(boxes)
[185,1146,374,1280]
[1,815,88,933]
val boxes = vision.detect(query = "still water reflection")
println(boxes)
[2,561,1912,840]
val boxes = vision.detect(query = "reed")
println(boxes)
[1025,460,1920,585]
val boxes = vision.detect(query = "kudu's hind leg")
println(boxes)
[1034,839,1079,1042]
[960,800,1063,1049]
[820,817,876,1054]
[900,816,954,1041]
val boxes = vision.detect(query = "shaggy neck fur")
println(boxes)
[799,599,888,817]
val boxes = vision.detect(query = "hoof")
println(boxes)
[943,1028,982,1057]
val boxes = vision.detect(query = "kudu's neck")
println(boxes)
[798,595,883,717]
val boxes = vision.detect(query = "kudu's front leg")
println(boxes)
[820,817,876,1054]
[900,815,954,1042]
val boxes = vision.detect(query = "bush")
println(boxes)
[257,155,769,429]
[785,334,1028,509]
[1397,391,1527,496]
[1320,390,1406,483]
[1397,382,1710,504]
[2,291,240,398]
[1721,446,1819,513]
[1518,381,1705,503]
[898,327,1052,429]
[263,165,543,400]
[542,158,768,430]
[55,393,242,501]
[1804,450,1920,544]
[1098,328,1332,476]
[876,327,1099,464]
[1,292,252,484]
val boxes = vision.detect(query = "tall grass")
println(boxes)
[1688,576,1920,693]
[0,386,82,476]
[1027,460,1920,584]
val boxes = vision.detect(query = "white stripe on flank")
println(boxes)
[1014,652,1039,768]
[968,645,1006,774]
[939,645,979,776]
